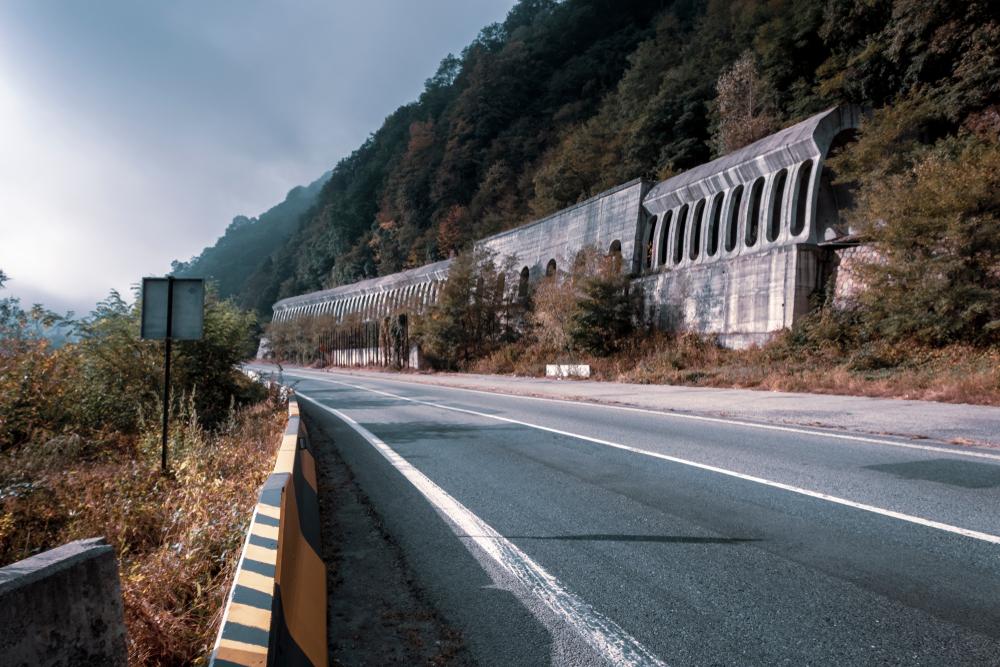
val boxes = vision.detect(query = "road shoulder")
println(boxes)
[256,364,1000,449]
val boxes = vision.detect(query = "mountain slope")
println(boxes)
[175,0,995,322]
[172,170,330,303]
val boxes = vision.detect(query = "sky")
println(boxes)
[0,0,516,315]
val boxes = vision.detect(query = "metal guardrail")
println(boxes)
[210,395,327,667]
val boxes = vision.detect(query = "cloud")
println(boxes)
[0,0,515,315]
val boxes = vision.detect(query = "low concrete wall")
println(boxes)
[0,537,127,666]
[210,395,327,667]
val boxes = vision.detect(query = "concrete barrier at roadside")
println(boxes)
[546,364,591,378]
[0,537,127,666]
[211,395,327,667]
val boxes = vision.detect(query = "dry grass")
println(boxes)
[0,390,287,665]
[472,332,1000,406]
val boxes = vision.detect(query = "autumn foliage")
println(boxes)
[0,278,280,665]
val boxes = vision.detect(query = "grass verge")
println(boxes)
[470,332,1000,406]
[0,389,287,665]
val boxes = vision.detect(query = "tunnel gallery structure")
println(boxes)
[269,105,862,362]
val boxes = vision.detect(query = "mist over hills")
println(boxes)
[171,171,330,312]
[173,0,995,321]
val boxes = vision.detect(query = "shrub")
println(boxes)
[568,266,641,356]
[846,134,1000,345]
[827,88,1000,347]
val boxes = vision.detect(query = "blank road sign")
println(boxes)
[141,278,204,340]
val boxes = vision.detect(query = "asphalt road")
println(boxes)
[257,366,1000,666]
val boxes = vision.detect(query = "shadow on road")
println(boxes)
[864,458,1000,489]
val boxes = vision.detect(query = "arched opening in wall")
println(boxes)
[767,169,788,242]
[726,185,743,252]
[658,210,673,266]
[518,266,530,300]
[792,160,813,236]
[707,193,723,257]
[816,129,859,239]
[608,239,622,272]
[690,199,704,260]
[673,204,688,264]
[644,216,657,269]
[546,259,557,277]
[745,177,764,247]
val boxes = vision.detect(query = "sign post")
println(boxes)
[141,277,204,473]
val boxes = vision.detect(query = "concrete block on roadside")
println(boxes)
[0,537,127,666]
[546,364,591,379]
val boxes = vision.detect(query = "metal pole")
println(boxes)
[162,276,174,474]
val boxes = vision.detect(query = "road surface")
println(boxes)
[255,366,1000,665]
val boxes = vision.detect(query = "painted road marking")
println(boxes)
[297,394,668,667]
[276,366,1000,462]
[298,378,1000,546]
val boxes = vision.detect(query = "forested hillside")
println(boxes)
[178,0,997,321]
[171,170,330,307]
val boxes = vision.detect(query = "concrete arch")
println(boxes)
[644,215,658,271]
[766,168,789,244]
[724,184,744,254]
[656,210,672,267]
[744,177,765,248]
[673,204,689,265]
[789,159,813,238]
[706,192,724,259]
[690,198,705,261]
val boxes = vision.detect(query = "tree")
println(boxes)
[436,204,467,257]
[567,255,641,356]
[413,248,515,369]
[69,288,262,433]
[711,50,779,155]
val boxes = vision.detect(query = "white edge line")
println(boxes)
[299,379,1000,546]
[300,394,668,667]
[276,367,1000,462]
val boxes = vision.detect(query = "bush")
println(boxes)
[568,265,641,356]
[1,270,283,663]
[66,287,263,435]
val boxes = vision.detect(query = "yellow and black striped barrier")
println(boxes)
[211,396,327,667]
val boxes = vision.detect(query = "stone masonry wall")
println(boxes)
[831,244,881,308]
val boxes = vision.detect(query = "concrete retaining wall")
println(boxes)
[326,343,422,369]
[211,396,327,667]
[478,179,650,278]
[0,537,127,666]
[636,245,823,348]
